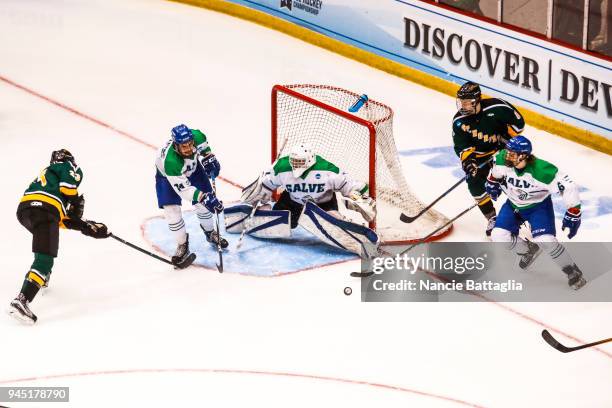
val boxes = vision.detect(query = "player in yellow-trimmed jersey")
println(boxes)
[9,149,109,324]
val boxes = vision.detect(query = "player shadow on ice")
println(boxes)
[143,211,356,276]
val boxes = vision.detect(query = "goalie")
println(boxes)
[226,143,379,257]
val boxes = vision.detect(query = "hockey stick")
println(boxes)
[541,329,612,353]
[350,202,478,278]
[109,233,195,269]
[235,200,261,250]
[400,159,493,224]
[211,179,223,273]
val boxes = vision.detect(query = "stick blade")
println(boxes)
[541,329,571,353]
[399,212,418,223]
[350,271,374,278]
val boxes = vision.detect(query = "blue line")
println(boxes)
[232,0,610,132]
[394,0,611,71]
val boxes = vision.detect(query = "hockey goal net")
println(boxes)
[271,84,452,244]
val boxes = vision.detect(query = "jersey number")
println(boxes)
[37,169,47,187]
[174,183,186,191]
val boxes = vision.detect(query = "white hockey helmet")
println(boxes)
[288,143,316,178]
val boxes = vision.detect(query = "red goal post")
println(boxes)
[271,84,452,245]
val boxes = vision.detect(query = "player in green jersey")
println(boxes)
[9,149,110,324]
[452,81,525,237]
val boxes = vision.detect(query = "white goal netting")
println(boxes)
[271,84,451,244]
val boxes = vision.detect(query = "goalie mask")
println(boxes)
[288,143,315,178]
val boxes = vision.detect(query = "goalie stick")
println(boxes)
[110,234,195,269]
[400,159,492,224]
[541,329,612,353]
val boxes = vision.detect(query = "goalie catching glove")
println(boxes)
[241,172,273,205]
[344,190,376,222]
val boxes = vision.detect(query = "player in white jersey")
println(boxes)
[155,124,227,267]
[243,143,375,227]
[232,143,378,257]
[485,136,586,289]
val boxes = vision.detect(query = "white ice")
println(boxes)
[0,0,611,407]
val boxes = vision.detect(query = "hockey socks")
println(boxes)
[21,252,54,302]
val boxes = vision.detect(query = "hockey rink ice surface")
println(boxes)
[1,1,611,406]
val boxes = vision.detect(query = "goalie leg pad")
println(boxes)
[224,204,291,238]
[298,201,379,258]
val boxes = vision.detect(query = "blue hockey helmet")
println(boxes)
[171,124,193,144]
[506,136,532,154]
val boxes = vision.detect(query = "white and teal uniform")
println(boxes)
[155,129,212,204]
[263,155,368,205]
[490,150,580,237]
[490,150,579,210]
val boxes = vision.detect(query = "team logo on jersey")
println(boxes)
[286,183,325,193]
[507,177,531,189]
[280,0,292,10]
[517,189,529,200]
[315,173,321,179]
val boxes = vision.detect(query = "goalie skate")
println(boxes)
[8,293,37,324]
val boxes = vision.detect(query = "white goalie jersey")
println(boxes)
[261,155,368,205]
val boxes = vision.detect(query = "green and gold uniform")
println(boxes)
[16,160,83,298]
[452,97,525,218]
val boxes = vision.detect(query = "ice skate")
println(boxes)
[202,225,229,249]
[518,240,542,270]
[485,215,497,239]
[171,233,196,269]
[8,293,37,324]
[563,264,587,290]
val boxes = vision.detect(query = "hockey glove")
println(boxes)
[485,177,502,201]
[462,158,479,178]
[199,191,224,213]
[81,220,110,239]
[67,194,85,219]
[200,154,221,179]
[562,207,581,239]
[345,190,376,222]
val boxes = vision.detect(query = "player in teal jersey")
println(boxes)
[155,124,227,266]
[9,149,110,324]
[453,81,526,237]
[485,136,586,289]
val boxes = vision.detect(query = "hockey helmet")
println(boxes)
[288,143,316,178]
[505,136,532,167]
[505,135,532,154]
[456,81,482,115]
[171,124,193,144]
[50,149,76,166]
[171,124,195,157]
